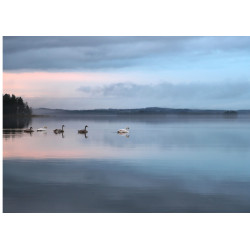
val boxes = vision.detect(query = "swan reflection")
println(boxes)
[53,130,65,138]
[117,133,130,138]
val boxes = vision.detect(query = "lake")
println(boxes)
[3,115,250,212]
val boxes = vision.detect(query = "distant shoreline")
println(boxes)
[32,107,250,116]
[3,114,48,118]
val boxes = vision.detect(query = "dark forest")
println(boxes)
[3,94,32,116]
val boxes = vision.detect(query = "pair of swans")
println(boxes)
[53,125,88,134]
[24,126,47,132]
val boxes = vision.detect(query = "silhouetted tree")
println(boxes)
[3,94,32,116]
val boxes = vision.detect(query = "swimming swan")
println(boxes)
[117,127,129,133]
[54,125,64,133]
[37,126,47,131]
[24,127,34,132]
[78,125,88,134]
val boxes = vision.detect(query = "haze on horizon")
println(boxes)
[3,36,250,110]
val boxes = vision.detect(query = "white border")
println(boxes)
[1,0,250,250]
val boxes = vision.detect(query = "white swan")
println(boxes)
[117,127,129,133]
[37,126,47,131]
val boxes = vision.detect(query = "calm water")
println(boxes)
[3,115,250,212]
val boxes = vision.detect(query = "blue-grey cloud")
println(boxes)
[75,81,250,110]
[78,81,250,99]
[3,36,250,71]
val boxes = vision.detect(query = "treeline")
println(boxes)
[3,94,32,116]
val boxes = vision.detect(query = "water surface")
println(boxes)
[3,115,250,212]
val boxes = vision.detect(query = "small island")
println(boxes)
[224,110,238,115]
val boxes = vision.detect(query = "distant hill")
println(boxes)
[33,107,250,116]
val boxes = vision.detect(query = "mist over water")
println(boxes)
[3,115,250,212]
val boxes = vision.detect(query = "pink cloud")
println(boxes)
[4,71,108,83]
[3,71,129,98]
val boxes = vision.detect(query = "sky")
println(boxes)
[3,36,250,110]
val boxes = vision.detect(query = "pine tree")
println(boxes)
[3,94,32,116]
